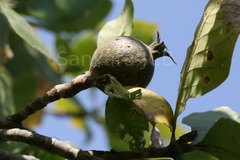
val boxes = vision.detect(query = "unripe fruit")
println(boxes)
[90,32,175,87]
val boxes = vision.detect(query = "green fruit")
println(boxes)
[90,32,175,87]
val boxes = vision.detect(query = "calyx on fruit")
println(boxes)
[90,32,176,87]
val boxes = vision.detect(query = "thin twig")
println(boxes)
[2,71,98,128]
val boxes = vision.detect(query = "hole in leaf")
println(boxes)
[207,50,213,61]
[203,76,210,84]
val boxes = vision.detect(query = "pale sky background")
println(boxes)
[35,0,240,151]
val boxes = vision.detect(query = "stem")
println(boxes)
[150,31,177,64]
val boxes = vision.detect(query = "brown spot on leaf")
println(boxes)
[207,50,213,61]
[226,22,234,34]
[203,76,210,84]
[131,109,141,116]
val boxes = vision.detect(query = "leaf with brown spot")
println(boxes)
[127,87,173,129]
[176,0,240,117]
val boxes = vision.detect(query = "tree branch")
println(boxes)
[0,128,103,160]
[0,128,198,160]
[1,71,98,128]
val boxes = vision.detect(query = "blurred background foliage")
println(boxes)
[0,0,186,159]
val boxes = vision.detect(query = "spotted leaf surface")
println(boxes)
[105,97,149,152]
[128,87,173,129]
[176,0,240,117]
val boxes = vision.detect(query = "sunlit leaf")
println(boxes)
[127,87,173,129]
[195,118,240,160]
[176,0,240,117]
[105,97,148,152]
[14,0,112,32]
[0,2,57,62]
[97,0,134,46]
[183,106,240,144]
[0,66,15,116]
[132,21,158,45]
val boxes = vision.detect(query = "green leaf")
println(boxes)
[0,2,57,62]
[97,0,134,46]
[105,97,149,152]
[0,13,12,64]
[182,150,218,160]
[182,106,240,144]
[0,66,15,116]
[104,121,130,151]
[195,118,240,160]
[175,0,240,117]
[58,32,97,75]
[132,21,158,45]
[54,98,85,115]
[24,44,61,87]
[127,87,173,129]
[5,33,38,110]
[99,74,141,100]
[14,0,112,32]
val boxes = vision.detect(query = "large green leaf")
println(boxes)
[0,66,15,116]
[194,118,240,160]
[0,2,57,62]
[14,0,112,32]
[105,97,148,152]
[182,106,240,144]
[97,0,134,46]
[5,33,38,110]
[175,0,240,117]
[101,75,148,152]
